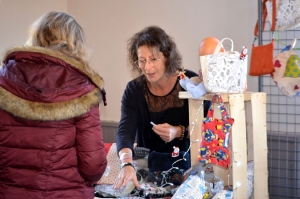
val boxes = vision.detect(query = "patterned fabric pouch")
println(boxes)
[271,39,300,97]
[200,38,248,92]
[266,0,300,31]
[198,95,234,168]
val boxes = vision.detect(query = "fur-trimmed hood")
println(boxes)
[1,46,105,90]
[0,46,106,121]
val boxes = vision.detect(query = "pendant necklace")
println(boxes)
[161,96,169,109]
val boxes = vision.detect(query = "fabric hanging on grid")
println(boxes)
[271,39,300,97]
[266,0,300,31]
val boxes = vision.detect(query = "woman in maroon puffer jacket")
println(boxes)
[0,11,107,199]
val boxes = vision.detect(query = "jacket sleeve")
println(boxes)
[116,81,139,154]
[75,105,107,183]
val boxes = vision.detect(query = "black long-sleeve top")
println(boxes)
[116,70,210,155]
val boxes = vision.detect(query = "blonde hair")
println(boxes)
[26,11,90,67]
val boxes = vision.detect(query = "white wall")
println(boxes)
[0,0,67,49]
[0,0,259,122]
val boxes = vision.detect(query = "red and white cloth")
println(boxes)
[97,143,121,184]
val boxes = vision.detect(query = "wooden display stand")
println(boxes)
[179,92,269,199]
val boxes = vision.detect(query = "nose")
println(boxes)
[143,60,153,70]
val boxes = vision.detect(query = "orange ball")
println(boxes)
[198,37,224,56]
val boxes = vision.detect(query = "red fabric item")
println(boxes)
[198,95,234,168]
[104,143,113,155]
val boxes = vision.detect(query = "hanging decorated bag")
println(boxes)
[198,95,234,168]
[271,39,300,97]
[200,38,248,93]
[249,0,275,76]
[266,0,300,31]
[249,39,274,76]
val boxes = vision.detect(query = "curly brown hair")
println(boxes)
[127,26,182,77]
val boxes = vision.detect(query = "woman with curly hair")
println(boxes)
[113,26,209,189]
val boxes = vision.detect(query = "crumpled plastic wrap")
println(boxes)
[247,161,254,199]
[94,181,135,198]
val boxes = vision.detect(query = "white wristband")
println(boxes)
[120,152,132,159]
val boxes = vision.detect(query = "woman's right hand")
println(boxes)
[113,165,141,189]
[152,123,181,142]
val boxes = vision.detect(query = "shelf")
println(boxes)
[179,92,269,199]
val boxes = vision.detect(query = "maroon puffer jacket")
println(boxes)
[0,46,107,199]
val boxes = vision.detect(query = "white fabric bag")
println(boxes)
[266,0,300,31]
[200,38,248,93]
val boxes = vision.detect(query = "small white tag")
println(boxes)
[150,121,156,126]
[225,133,229,148]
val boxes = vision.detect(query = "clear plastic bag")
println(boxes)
[247,161,254,199]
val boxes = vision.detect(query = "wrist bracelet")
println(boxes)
[120,162,135,170]
[178,125,185,140]
[184,126,189,138]
[120,152,132,159]
[121,157,133,162]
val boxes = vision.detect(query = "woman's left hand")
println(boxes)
[152,123,181,142]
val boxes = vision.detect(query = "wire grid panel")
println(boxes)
[260,20,300,198]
